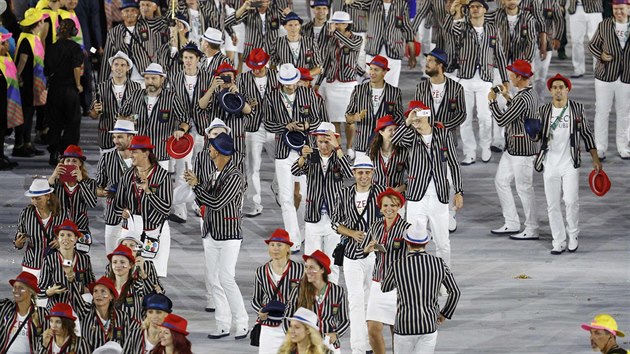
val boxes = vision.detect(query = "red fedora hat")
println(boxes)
[547,73,572,92]
[60,145,86,161]
[54,219,83,238]
[404,100,431,118]
[507,59,534,78]
[128,135,155,150]
[166,134,194,159]
[159,313,189,336]
[88,276,119,298]
[405,40,421,58]
[303,250,331,274]
[589,169,611,197]
[298,67,314,81]
[10,271,40,293]
[246,48,270,70]
[377,187,406,208]
[264,228,294,247]
[215,62,237,76]
[368,55,390,71]
[373,115,398,132]
[46,303,77,321]
[107,244,136,264]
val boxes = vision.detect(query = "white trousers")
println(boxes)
[594,79,630,156]
[495,153,538,231]
[258,325,285,354]
[170,144,196,221]
[366,54,402,87]
[569,7,601,76]
[533,50,553,101]
[394,332,438,354]
[275,151,307,246]
[406,197,451,267]
[460,76,493,157]
[543,167,579,249]
[245,127,276,208]
[203,237,249,331]
[343,255,375,354]
[304,214,340,284]
[353,32,367,74]
[491,69,507,148]
[152,221,171,277]
[104,223,122,255]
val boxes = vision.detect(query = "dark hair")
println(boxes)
[21,22,40,33]
[368,131,398,161]
[297,259,328,310]
[57,19,77,40]
[151,331,193,354]
[209,42,221,50]
[60,317,77,341]
[107,264,134,306]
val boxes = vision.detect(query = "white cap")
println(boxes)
[109,119,137,134]
[328,11,352,23]
[404,220,430,244]
[107,51,133,69]
[202,27,224,45]
[204,118,232,136]
[277,63,300,85]
[289,307,320,331]
[92,341,123,354]
[24,178,54,197]
[311,122,340,137]
[351,154,374,170]
[142,63,166,77]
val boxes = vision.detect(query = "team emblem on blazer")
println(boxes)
[489,35,497,48]
[305,51,313,64]
[158,109,171,123]
[332,303,339,315]
[393,238,402,249]
[114,327,123,340]
[520,25,528,37]
[440,147,448,162]
[271,18,279,30]
[139,29,149,42]
[290,279,300,288]
[343,47,350,55]
[395,16,403,28]
[544,8,553,19]
[448,99,458,112]
[386,102,395,113]
[126,296,134,306]
[396,162,404,172]
[150,183,159,194]
[300,106,311,117]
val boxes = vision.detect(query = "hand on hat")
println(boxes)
[282,7,291,15]
[301,145,313,158]
[173,129,185,141]
[592,158,602,172]
[258,310,269,321]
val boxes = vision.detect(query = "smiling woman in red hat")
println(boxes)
[106,244,151,324]
[38,219,95,309]
[152,313,192,354]
[368,115,408,191]
[41,302,90,353]
[0,271,48,353]
[252,228,305,354]
[48,144,98,254]
[284,250,349,352]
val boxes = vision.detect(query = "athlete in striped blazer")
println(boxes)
[176,0,236,44]
[270,13,323,76]
[588,4,630,159]
[489,2,538,63]
[489,60,540,241]
[381,223,460,353]
[301,0,330,47]
[532,0,565,100]
[413,67,466,130]
[368,116,409,190]
[567,0,603,77]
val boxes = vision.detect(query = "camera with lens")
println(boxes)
[492,86,502,94]
[220,75,232,84]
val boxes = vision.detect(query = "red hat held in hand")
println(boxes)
[589,169,611,197]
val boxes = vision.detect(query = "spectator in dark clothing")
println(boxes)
[0,31,20,169]
[74,0,102,113]
[44,18,83,165]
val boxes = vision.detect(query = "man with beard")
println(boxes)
[90,51,141,155]
[95,119,137,254]
[119,63,188,170]
[582,314,628,354]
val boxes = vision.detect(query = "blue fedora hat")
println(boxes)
[524,118,542,139]
[283,130,307,151]
[119,0,139,10]
[209,132,235,156]
[311,0,329,7]
[425,48,449,67]
[282,12,303,25]
[142,293,173,313]
[218,89,246,115]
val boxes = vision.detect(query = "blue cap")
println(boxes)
[282,12,303,25]
[119,0,139,10]
[262,300,286,322]
[425,48,449,67]
[311,0,329,7]
[469,0,489,10]
[209,132,235,156]
[142,293,173,313]
[180,41,202,57]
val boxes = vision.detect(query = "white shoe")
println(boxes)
[244,205,263,217]
[448,213,457,233]
[481,148,491,163]
[235,328,249,340]
[568,237,578,252]
[509,229,539,240]
[490,225,520,235]
[550,243,566,255]
[461,155,476,165]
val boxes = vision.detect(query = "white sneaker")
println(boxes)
[490,225,520,235]
[568,237,578,252]
[461,155,476,165]
[550,243,566,255]
[235,328,249,340]
[208,329,230,339]
[448,213,457,233]
[509,229,539,240]
[481,148,492,163]
[244,205,263,217]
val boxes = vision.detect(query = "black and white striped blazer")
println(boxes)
[74,305,139,352]
[445,16,509,83]
[53,179,98,235]
[534,100,597,172]
[391,124,463,203]
[291,151,353,223]
[360,216,410,282]
[199,52,233,77]
[105,260,163,296]
[413,77,466,129]
[370,148,408,189]
[100,19,162,82]
[496,0,547,35]
[0,301,48,353]
[301,20,329,47]
[589,17,630,83]
[193,151,246,240]
[489,8,538,63]
[381,250,461,335]
[237,69,279,132]
[345,82,405,152]
[38,335,91,353]
[203,88,251,154]
[38,250,95,309]
[119,88,188,161]
[93,79,142,150]
[169,69,209,135]
[226,0,290,62]
[284,281,350,348]
[318,30,362,85]
[331,184,386,260]
[16,206,67,270]
[263,86,324,160]
[177,1,235,37]
[96,150,133,226]
[270,36,323,70]
[490,86,539,156]
[567,0,602,14]
[364,0,415,59]
[114,165,172,231]
[112,278,151,326]
[540,0,565,47]
[252,260,304,327]
[331,0,370,32]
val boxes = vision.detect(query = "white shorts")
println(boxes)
[324,80,357,123]
[366,280,397,325]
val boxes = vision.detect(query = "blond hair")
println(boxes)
[277,322,326,354]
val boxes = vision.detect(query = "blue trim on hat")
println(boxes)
[143,70,165,76]
[129,143,153,149]
[49,311,70,317]
[280,72,300,83]
[406,233,430,244]
[27,189,52,195]
[161,322,185,333]
[509,66,532,77]
[352,163,374,169]
[370,60,387,69]
[292,315,317,328]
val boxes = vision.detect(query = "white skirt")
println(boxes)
[366,280,397,325]
[324,81,357,123]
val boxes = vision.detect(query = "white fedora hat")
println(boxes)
[202,27,224,45]
[351,154,374,170]
[277,63,300,85]
[310,122,340,137]
[404,219,431,244]
[142,63,166,77]
[107,51,133,68]
[289,307,319,332]
[24,178,54,197]
[109,119,137,134]
[204,118,232,136]
[328,11,352,24]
